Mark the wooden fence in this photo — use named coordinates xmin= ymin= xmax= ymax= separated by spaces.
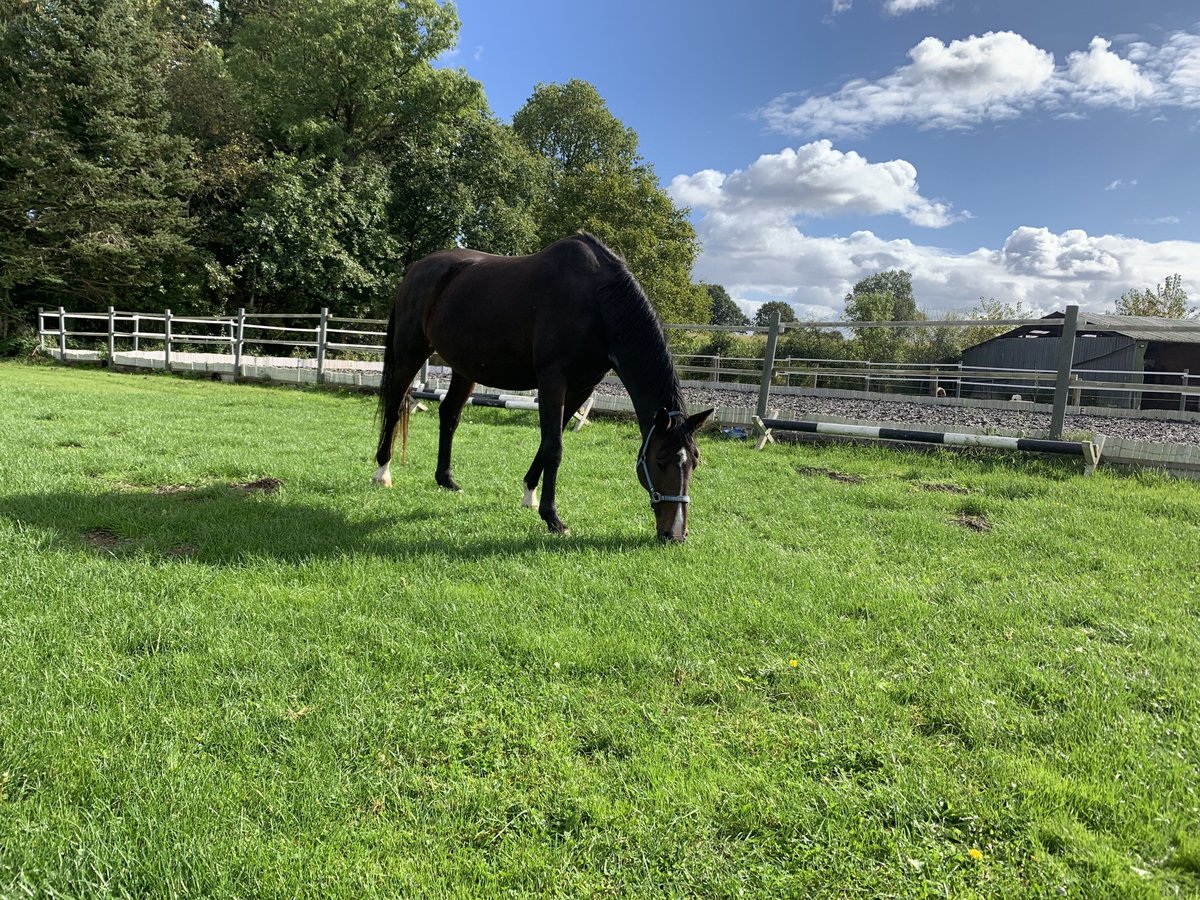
xmin=37 ymin=305 xmax=1200 ymax=440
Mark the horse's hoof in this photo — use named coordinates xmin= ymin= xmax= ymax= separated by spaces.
xmin=436 ymin=476 xmax=462 ymax=492
xmin=545 ymin=520 xmax=570 ymax=535
xmin=373 ymin=465 xmax=392 ymax=488
xmin=522 ymin=486 xmax=538 ymax=508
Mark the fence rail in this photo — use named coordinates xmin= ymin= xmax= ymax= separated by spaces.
xmin=38 ymin=305 xmax=1200 ymax=436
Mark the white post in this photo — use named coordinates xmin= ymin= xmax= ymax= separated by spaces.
xmin=234 ymin=308 xmax=245 ymax=378
xmin=37 ymin=307 xmax=44 ymax=350
xmin=163 ymin=309 xmax=173 ymax=371
xmin=317 ymin=307 xmax=328 ymax=383
xmin=58 ymin=306 xmax=67 ymax=358
xmin=107 ymin=306 xmax=116 ymax=363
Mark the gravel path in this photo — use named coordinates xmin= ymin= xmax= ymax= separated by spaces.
xmin=593 ymin=382 xmax=1200 ymax=447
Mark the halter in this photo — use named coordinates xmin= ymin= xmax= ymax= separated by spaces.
xmin=637 ymin=410 xmax=691 ymax=507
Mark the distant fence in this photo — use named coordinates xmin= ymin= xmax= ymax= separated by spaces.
xmin=37 ymin=304 xmax=1200 ymax=440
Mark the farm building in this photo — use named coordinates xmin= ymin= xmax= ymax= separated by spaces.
xmin=959 ymin=313 xmax=1200 ymax=410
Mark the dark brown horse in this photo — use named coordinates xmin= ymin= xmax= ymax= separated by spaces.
xmin=373 ymin=233 xmax=712 ymax=542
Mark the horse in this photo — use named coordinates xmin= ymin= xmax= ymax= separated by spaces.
xmin=372 ymin=233 xmax=713 ymax=542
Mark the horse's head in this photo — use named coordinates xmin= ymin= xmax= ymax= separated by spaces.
xmin=636 ymin=407 xmax=714 ymax=543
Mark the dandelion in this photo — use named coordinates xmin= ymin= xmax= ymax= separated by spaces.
xmin=968 ymin=848 xmax=984 ymax=862
xmin=789 ymin=659 xmax=799 ymax=668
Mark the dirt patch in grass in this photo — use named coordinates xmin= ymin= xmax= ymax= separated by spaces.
xmin=83 ymin=527 xmax=127 ymax=553
xmin=234 ymin=477 xmax=283 ymax=494
xmin=154 ymin=484 xmax=196 ymax=496
xmin=797 ymin=466 xmax=864 ymax=484
xmin=952 ymin=512 xmax=992 ymax=532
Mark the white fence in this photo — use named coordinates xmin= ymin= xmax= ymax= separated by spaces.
xmin=37 ymin=305 xmax=1200 ymax=438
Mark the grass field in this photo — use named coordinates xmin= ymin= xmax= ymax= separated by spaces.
xmin=1 ymin=361 xmax=1198 ymax=898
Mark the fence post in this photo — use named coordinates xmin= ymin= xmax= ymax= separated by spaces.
xmin=712 ymin=353 xmax=719 ymax=384
xmin=756 ymin=311 xmax=781 ymax=418
xmin=107 ymin=306 xmax=115 ymax=364
xmin=316 ymin=307 xmax=328 ymax=384
xmin=1049 ymin=304 xmax=1079 ymax=440
xmin=133 ymin=315 xmax=140 ymax=352
xmin=37 ymin=307 xmax=44 ymax=350
xmin=1182 ymin=370 xmax=1190 ymax=413
xmin=1069 ymin=373 xmax=1082 ymax=407
xmin=234 ymin=307 xmax=245 ymax=379
xmin=956 ymin=362 xmax=963 ymax=398
xmin=164 ymin=309 xmax=172 ymax=372
xmin=58 ymin=306 xmax=67 ymax=358
xmin=864 ymin=360 xmax=872 ymax=394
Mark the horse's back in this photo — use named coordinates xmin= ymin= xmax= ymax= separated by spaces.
xmin=416 ymin=237 xmax=611 ymax=389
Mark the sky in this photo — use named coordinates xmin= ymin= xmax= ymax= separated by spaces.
xmin=445 ymin=0 xmax=1200 ymax=320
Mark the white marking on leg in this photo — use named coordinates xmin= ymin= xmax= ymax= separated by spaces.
xmin=522 ymin=485 xmax=538 ymax=508
xmin=373 ymin=464 xmax=392 ymax=488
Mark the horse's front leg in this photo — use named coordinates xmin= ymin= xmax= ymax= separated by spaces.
xmin=531 ymin=384 xmax=570 ymax=534
xmin=522 ymin=386 xmax=593 ymax=513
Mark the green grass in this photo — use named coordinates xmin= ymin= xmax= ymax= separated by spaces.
xmin=1 ymin=361 xmax=1198 ymax=898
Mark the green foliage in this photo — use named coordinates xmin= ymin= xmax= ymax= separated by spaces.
xmin=0 ymin=0 xmax=198 ymax=321
xmin=1113 ymin=274 xmax=1197 ymax=319
xmin=753 ymin=300 xmax=798 ymax=328
xmin=234 ymin=155 xmax=399 ymax=316
xmin=4 ymin=363 xmax=1200 ymax=896
xmin=909 ymin=298 xmax=1033 ymax=363
xmin=0 ymin=4 xmax=708 ymax=327
xmin=704 ymin=283 xmax=750 ymax=327
xmin=844 ymin=270 xmax=926 ymax=362
xmin=513 ymin=80 xmax=706 ymax=323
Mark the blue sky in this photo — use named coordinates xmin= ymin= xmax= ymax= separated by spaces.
xmin=446 ymin=0 xmax=1200 ymax=318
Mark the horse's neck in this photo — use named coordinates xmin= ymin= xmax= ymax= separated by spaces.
xmin=609 ymin=328 xmax=685 ymax=431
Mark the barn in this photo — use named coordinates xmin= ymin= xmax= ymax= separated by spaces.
xmin=959 ymin=313 xmax=1200 ymax=410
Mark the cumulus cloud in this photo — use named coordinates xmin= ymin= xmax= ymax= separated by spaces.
xmin=1104 ymin=178 xmax=1137 ymax=191
xmin=1063 ymin=37 xmax=1154 ymax=104
xmin=688 ymin=209 xmax=1200 ymax=317
xmin=763 ymin=28 xmax=1200 ymax=136
xmin=763 ymin=31 xmax=1056 ymax=135
xmin=669 ymin=141 xmax=965 ymax=228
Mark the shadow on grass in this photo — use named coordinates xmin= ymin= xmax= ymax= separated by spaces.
xmin=0 ymin=487 xmax=651 ymax=566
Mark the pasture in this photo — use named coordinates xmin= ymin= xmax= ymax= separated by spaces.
xmin=1 ymin=361 xmax=1198 ymax=898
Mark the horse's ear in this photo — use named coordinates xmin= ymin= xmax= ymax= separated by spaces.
xmin=687 ymin=408 xmax=714 ymax=432
xmin=655 ymin=408 xmax=672 ymax=430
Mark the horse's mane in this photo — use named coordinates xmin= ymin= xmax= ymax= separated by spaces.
xmin=575 ymin=233 xmax=688 ymax=420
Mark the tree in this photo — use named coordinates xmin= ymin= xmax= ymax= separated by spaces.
xmin=0 ymin=0 xmax=198 ymax=324
xmin=1113 ymin=274 xmax=1197 ymax=319
xmin=908 ymin=298 xmax=1031 ymax=363
xmin=753 ymin=301 xmax=797 ymax=328
xmin=843 ymin=270 xmax=925 ymax=361
xmin=705 ymin=283 xmax=749 ymax=327
xmin=512 ymin=80 xmax=707 ymax=323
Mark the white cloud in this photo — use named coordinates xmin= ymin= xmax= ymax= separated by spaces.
xmin=763 ymin=32 xmax=1056 ymax=135
xmin=670 ymin=141 xmax=965 ymax=228
xmin=1104 ymin=178 xmax=1137 ymax=191
xmin=688 ymin=209 xmax=1200 ymax=317
xmin=764 ymin=28 xmax=1200 ymax=136
xmin=1063 ymin=37 xmax=1154 ymax=104
xmin=884 ymin=0 xmax=945 ymax=15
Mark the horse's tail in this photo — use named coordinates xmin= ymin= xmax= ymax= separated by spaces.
xmin=375 ymin=299 xmax=412 ymax=468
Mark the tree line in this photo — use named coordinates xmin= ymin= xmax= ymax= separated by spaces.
xmin=0 ymin=0 xmax=708 ymax=351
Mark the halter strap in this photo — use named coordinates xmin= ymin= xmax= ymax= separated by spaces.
xmin=637 ymin=410 xmax=690 ymax=506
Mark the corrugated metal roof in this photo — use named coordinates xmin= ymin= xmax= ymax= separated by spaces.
xmin=1071 ymin=313 xmax=1200 ymax=343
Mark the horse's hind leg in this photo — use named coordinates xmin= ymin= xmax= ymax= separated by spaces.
xmin=374 ymin=340 xmax=430 ymax=487
xmin=435 ymin=371 xmax=476 ymax=491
